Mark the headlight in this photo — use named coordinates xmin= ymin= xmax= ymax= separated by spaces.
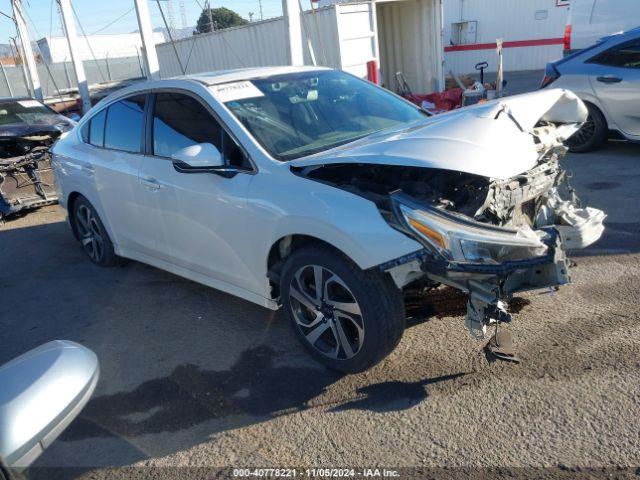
xmin=395 ymin=199 xmax=548 ymax=264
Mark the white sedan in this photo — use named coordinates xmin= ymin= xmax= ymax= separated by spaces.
xmin=52 ymin=67 xmax=605 ymax=372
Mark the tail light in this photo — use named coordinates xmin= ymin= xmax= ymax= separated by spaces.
xmin=540 ymin=64 xmax=560 ymax=89
xmin=563 ymin=24 xmax=572 ymax=51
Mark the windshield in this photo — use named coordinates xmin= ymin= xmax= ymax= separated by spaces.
xmin=220 ymin=70 xmax=424 ymax=161
xmin=0 ymin=99 xmax=60 ymax=126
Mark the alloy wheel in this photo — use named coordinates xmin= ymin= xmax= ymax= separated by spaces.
xmin=76 ymin=205 xmax=105 ymax=263
xmin=289 ymin=265 xmax=364 ymax=360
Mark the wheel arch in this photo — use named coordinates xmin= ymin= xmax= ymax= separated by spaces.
xmin=67 ymin=191 xmax=84 ymax=240
xmin=66 ymin=191 xmax=114 ymax=244
xmin=577 ymin=96 xmax=612 ymax=130
xmin=266 ymin=234 xmax=364 ymax=301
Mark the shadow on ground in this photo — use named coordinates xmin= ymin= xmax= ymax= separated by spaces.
xmin=61 ymin=344 xmax=469 ymax=443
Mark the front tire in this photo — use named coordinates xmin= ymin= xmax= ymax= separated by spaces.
xmin=72 ymin=196 xmax=117 ymax=267
xmin=566 ymin=103 xmax=607 ymax=153
xmin=280 ymin=245 xmax=405 ymax=373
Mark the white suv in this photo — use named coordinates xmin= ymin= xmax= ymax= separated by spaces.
xmin=52 ymin=67 xmax=605 ymax=372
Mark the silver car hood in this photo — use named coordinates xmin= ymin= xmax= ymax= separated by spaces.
xmin=289 ymin=89 xmax=587 ymax=181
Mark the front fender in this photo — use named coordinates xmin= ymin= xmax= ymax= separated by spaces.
xmin=245 ymin=169 xmax=423 ymax=297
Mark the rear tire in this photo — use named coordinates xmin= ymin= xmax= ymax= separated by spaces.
xmin=566 ymin=103 xmax=607 ymax=153
xmin=280 ymin=245 xmax=405 ymax=373
xmin=71 ymin=196 xmax=117 ymax=267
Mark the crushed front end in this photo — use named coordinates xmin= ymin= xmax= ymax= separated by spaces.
xmin=294 ymin=89 xmax=605 ymax=351
xmin=379 ymin=138 xmax=605 ymax=342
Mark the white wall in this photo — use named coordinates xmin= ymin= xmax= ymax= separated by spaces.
xmin=443 ymin=0 xmax=569 ymax=74
xmin=37 ymin=32 xmax=165 ymax=64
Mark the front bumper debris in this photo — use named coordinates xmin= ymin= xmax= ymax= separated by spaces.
xmin=0 ymin=154 xmax=58 ymax=221
xmin=381 ymin=198 xmax=605 ymax=341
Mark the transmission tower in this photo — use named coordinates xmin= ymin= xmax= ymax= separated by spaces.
xmin=166 ymin=0 xmax=175 ymax=31
xmin=179 ymin=0 xmax=187 ymax=28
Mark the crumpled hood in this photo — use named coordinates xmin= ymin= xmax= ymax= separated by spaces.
xmin=290 ymin=89 xmax=587 ymax=181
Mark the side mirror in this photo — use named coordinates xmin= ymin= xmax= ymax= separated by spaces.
xmin=0 ymin=341 xmax=99 ymax=469
xmin=171 ymin=143 xmax=224 ymax=172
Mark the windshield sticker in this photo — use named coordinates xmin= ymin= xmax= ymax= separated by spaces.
xmin=18 ymin=100 xmax=43 ymax=108
xmin=211 ymin=81 xmax=264 ymax=103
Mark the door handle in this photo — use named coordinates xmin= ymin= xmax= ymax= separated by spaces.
xmin=597 ymin=75 xmax=622 ymax=83
xmin=141 ymin=177 xmax=161 ymax=190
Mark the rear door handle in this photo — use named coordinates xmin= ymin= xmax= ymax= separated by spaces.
xmin=597 ymin=75 xmax=622 ymax=83
xmin=141 ymin=177 xmax=161 ymax=190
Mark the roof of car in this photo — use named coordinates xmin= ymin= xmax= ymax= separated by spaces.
xmin=600 ymin=26 xmax=640 ymax=44
xmin=181 ymin=66 xmax=331 ymax=86
xmin=0 ymin=97 xmax=36 ymax=103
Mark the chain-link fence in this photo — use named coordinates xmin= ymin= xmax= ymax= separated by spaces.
xmin=0 ymin=56 xmax=145 ymax=98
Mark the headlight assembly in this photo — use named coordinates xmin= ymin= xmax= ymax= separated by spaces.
xmin=393 ymin=195 xmax=548 ymax=265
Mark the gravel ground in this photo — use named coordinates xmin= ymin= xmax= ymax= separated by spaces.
xmin=1 ymin=142 xmax=639 ymax=479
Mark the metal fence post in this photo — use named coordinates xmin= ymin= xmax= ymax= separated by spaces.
xmin=136 ymin=47 xmax=144 ymax=77
xmin=105 ymin=54 xmax=112 ymax=82
xmin=0 ymin=60 xmax=13 ymax=97
xmin=63 ymin=57 xmax=72 ymax=89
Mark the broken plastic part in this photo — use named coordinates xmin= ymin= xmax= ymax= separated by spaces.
xmin=536 ymin=189 xmax=606 ymax=249
xmin=465 ymin=297 xmax=511 ymax=340
xmin=487 ymin=326 xmax=520 ymax=363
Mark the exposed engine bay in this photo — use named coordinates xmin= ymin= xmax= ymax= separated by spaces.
xmin=299 ymin=142 xmax=585 ymax=234
xmin=0 ymin=131 xmax=61 ymax=222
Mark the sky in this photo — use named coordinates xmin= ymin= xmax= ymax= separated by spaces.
xmin=0 ymin=0 xmax=285 ymax=43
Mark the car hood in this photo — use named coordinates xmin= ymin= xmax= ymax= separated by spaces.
xmin=289 ymin=89 xmax=587 ymax=181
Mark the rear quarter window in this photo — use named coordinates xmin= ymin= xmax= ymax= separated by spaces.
xmin=103 ymin=94 xmax=146 ymax=153
xmin=89 ymin=109 xmax=107 ymax=147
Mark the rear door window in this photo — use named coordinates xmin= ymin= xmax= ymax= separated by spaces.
xmin=591 ymin=41 xmax=640 ymax=68
xmin=104 ymin=94 xmax=146 ymax=153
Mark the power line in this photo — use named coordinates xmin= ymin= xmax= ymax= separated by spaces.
xmin=156 ymin=0 xmax=186 ymax=74
xmin=69 ymin=1 xmax=107 ymax=82
xmin=90 ymin=7 xmax=135 ymax=35
xmin=20 ymin=2 xmax=70 ymax=111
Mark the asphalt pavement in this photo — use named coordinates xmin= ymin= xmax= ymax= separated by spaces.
xmin=0 ymin=141 xmax=639 ymax=478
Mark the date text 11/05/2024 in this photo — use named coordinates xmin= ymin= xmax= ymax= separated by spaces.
xmin=233 ymin=468 xmax=400 ymax=477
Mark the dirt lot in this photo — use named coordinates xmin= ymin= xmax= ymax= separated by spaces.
xmin=1 ymin=141 xmax=639 ymax=478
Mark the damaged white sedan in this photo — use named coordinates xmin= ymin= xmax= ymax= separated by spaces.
xmin=51 ymin=67 xmax=605 ymax=372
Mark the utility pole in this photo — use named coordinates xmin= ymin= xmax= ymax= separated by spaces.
xmin=207 ymin=0 xmax=214 ymax=32
xmin=134 ymin=0 xmax=160 ymax=80
xmin=11 ymin=0 xmax=42 ymax=100
xmin=58 ymin=0 xmax=91 ymax=114
xmin=258 ymin=0 xmax=264 ymax=20
xmin=248 ymin=12 xmax=254 ymax=22
xmin=282 ymin=0 xmax=304 ymax=66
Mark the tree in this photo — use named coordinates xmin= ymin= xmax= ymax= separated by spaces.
xmin=195 ymin=7 xmax=248 ymax=34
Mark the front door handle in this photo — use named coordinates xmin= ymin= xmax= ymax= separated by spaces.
xmin=141 ymin=177 xmax=161 ymax=190
xmin=597 ymin=75 xmax=622 ymax=83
